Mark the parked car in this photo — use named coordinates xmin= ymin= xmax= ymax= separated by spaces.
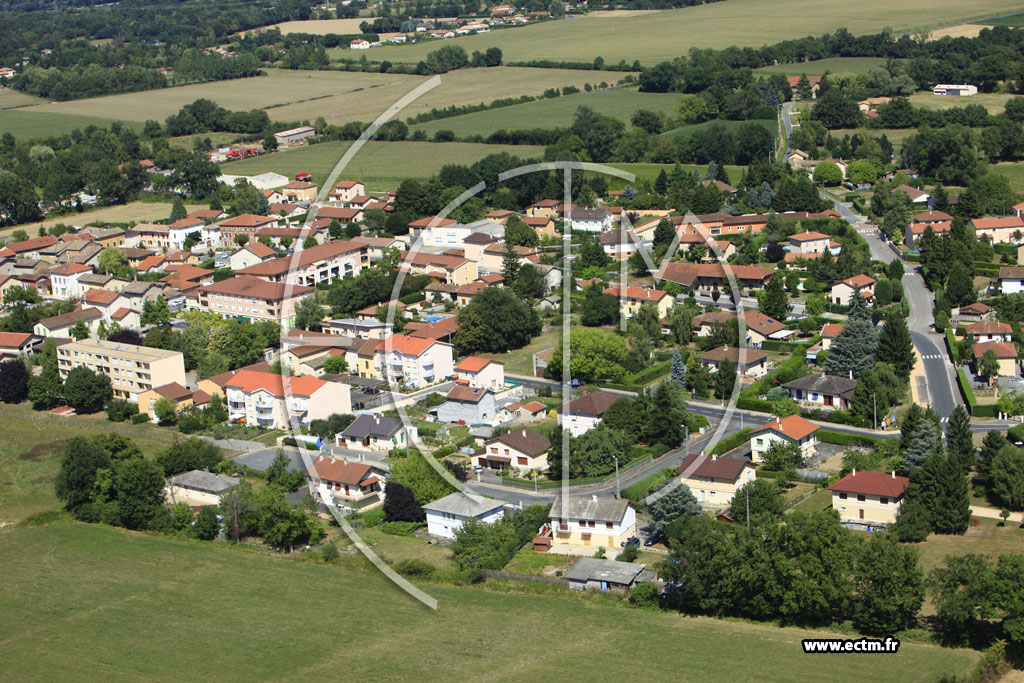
xmin=625 ymin=536 xmax=640 ymax=547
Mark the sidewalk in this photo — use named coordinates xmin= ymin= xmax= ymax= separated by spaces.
xmin=970 ymin=505 xmax=1023 ymax=524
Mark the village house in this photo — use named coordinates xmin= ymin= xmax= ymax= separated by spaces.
xmin=49 ymin=262 xmax=92 ymax=299
xmin=677 ymin=453 xmax=756 ymax=507
xmin=420 ymin=218 xmax=503 ymax=250
xmin=424 ymin=492 xmax=505 ymax=540
xmin=33 ymin=307 xmax=103 ymax=338
xmin=434 ymin=385 xmax=496 ymax=424
xmin=0 ymin=331 xmax=43 ymax=359
xmin=557 ymin=390 xmax=620 ymax=437
xmin=526 ymin=199 xmax=561 ymax=218
xmin=602 ymin=286 xmax=673 ymax=320
xmin=138 ymin=382 xmax=206 ymax=422
xmin=548 ymin=495 xmax=637 ymax=550
xmin=1000 ymin=266 xmax=1024 ymax=294
xmin=973 ymin=341 xmax=1018 ymax=378
xmin=317 ymin=206 xmax=363 ymax=224
xmin=197 ymin=276 xmax=312 ymax=328
xmin=164 ymin=470 xmax=237 ymax=507
xmin=830 ymin=274 xmax=876 ymax=306
xmin=965 ymin=321 xmax=1013 ymax=344
xmin=953 ymin=302 xmax=997 ymax=323
xmin=750 ymin=415 xmax=820 ymax=463
xmin=524 ymin=216 xmax=557 ymax=239
xmin=281 ymin=180 xmax=317 ymax=203
xmin=891 ymin=184 xmax=932 ymax=207
xmin=699 ymin=346 xmax=769 ymax=378
xmin=222 ymin=370 xmax=351 ymax=429
xmin=658 ymin=262 xmax=774 ymax=293
xmin=218 ymin=214 xmax=278 ymax=246
xmin=971 ymin=216 xmax=1024 ymax=245
xmin=306 ymin=455 xmax=387 ymax=510
xmin=229 ymin=241 xmax=278 ymax=270
xmin=399 ymin=252 xmax=477 ymax=285
xmin=782 ymin=373 xmax=857 ymax=410
xmin=788 ymin=231 xmax=831 ymax=255
xmin=477 ymin=428 xmax=550 ymax=472
xmin=828 ymin=469 xmax=910 ymax=528
xmin=327 ymin=180 xmax=365 ymax=204
xmin=455 ymin=356 xmax=504 ymax=391
xmin=568 ymin=207 xmax=613 ymax=232
xmin=598 ymin=229 xmax=641 ymax=260
xmin=81 ymin=288 xmax=131 ymax=322
xmin=564 ymin=557 xmax=654 ymax=592
xmin=820 ymin=323 xmax=844 ymax=350
xmin=338 ymin=414 xmax=418 ymax=452
xmin=323 ymin=317 xmax=389 ymax=340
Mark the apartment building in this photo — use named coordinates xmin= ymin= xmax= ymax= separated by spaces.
xmin=236 ymin=240 xmax=367 ymax=286
xmin=56 ymin=338 xmax=186 ymax=402
xmin=372 ymin=335 xmax=454 ymax=389
xmin=222 ymin=369 xmax=351 ymax=429
xmin=197 ymin=276 xmax=312 ymax=328
xmin=218 ymin=214 xmax=278 ymax=246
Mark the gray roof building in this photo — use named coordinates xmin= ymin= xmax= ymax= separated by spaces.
xmin=423 ymin=491 xmax=504 ymax=517
xmin=168 ymin=470 xmax=239 ymax=494
xmin=781 ymin=373 xmax=857 ymax=398
xmin=342 ymin=413 xmax=404 ymax=440
xmin=549 ymin=495 xmax=631 ymax=524
xmin=564 ymin=557 xmax=649 ymax=588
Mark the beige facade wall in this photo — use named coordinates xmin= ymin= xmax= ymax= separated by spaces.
xmin=56 ymin=339 xmax=186 ymax=402
xmin=831 ymin=491 xmax=901 ymax=526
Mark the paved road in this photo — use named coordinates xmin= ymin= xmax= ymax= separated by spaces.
xmin=781 ymin=101 xmax=796 ymax=153
xmin=819 ymin=193 xmax=961 ymax=418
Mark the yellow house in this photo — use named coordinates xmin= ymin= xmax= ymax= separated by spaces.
xmin=972 ymin=341 xmax=1018 ymax=378
xmin=677 ymin=453 xmax=755 ymax=508
xmin=828 ymin=470 xmax=910 ymax=528
xmin=548 ymin=495 xmax=637 ymax=550
xmin=602 ymin=286 xmax=672 ymax=320
xmin=137 ymin=382 xmax=197 ymax=421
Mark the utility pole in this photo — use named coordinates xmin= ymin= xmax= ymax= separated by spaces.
xmin=746 ymin=487 xmax=750 ymax=527
xmin=873 ymin=393 xmax=877 ymax=431
xmin=613 ymin=454 xmax=620 ymax=499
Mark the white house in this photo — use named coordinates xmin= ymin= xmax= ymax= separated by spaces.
xmin=964 ymin=321 xmax=1013 ymax=344
xmin=454 ymin=356 xmax=504 ymax=391
xmin=423 ymin=492 xmax=505 ymax=539
xmin=782 ymin=373 xmax=857 ymax=410
xmin=305 ymin=455 xmax=388 ymax=510
xmin=568 ymin=207 xmax=613 ymax=232
xmin=557 ymin=391 xmax=620 ymax=437
xmin=749 ymin=415 xmax=820 ymax=463
xmin=548 ymin=494 xmax=637 ymax=550
xmin=830 ymin=274 xmax=876 ymax=306
xmin=1000 ymin=267 xmax=1024 ymax=294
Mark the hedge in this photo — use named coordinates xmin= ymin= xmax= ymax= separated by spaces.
xmin=738 ymin=396 xmax=774 ymax=413
xmin=381 ymin=521 xmax=423 ymax=536
xmin=131 ymin=413 xmax=150 ymax=424
xmin=956 ymin=368 xmax=998 ymax=417
xmin=945 ymin=328 xmax=960 ymax=363
xmin=903 ymin=253 xmax=921 ymax=263
xmin=624 ymin=359 xmax=672 ymax=386
xmin=760 ymin=339 xmax=807 ymax=353
xmin=817 ymin=429 xmax=880 ymax=448
xmin=398 ymin=290 xmax=426 ymax=305
xmin=709 ymin=428 xmax=752 ymax=456
xmin=1008 ymin=425 xmax=1024 ymax=444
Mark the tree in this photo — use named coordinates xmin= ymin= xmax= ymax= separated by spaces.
xmin=141 ymin=296 xmax=170 ymax=327
xmin=761 ymin=440 xmax=803 ymax=472
xmin=945 ymin=262 xmax=975 ymax=307
xmin=513 ymin=264 xmax=546 ymax=301
xmin=978 ymin=349 xmax=1001 ymax=382
xmin=713 ymin=358 xmax=736 ymax=400
xmin=545 ymin=328 xmax=628 ymax=383
xmin=628 ymin=250 xmax=649 ymax=277
xmin=903 ymin=415 xmax=942 ymax=472
xmin=759 ymin=273 xmax=788 ymax=321
xmin=580 ymin=285 xmax=619 ymax=326
xmin=805 ymin=293 xmax=826 ymax=316
xmin=876 ymin=310 xmax=914 ymax=379
xmin=193 ymin=506 xmax=220 ymax=540
xmin=156 ymin=438 xmax=223 ymax=476
xmin=852 ymin=534 xmax=924 ymax=635
xmin=927 ymin=554 xmax=995 ymax=644
xmin=671 ymin=349 xmax=686 ymax=387
xmin=28 ymin=363 xmax=62 ymax=410
xmin=153 ymin=396 xmax=179 ymax=423
xmin=728 ymin=478 xmax=785 ymax=525
xmin=54 ymin=436 xmax=111 ymax=514
xmin=70 ymin=319 xmax=90 ymax=341
xmin=813 ymin=161 xmax=843 ymax=186
xmin=234 ymin=234 xmax=250 ymax=247
xmin=453 ymin=287 xmax=541 ymax=355
xmin=646 ymin=480 xmax=701 ymax=533
xmin=578 ymin=238 xmax=610 ymax=269
xmin=170 ymin=197 xmax=188 ymax=221
xmin=889 ymin=484 xmax=932 ymax=542
xmin=389 ymin=451 xmax=455 ymax=505
xmin=916 ymin=453 xmax=971 ymax=534
xmin=63 ymin=366 xmax=112 ymax=413
xmin=978 ymin=430 xmax=1006 ymax=481
xmin=382 ymin=481 xmax=424 ymax=522
xmin=322 ymin=355 xmax=348 ymax=374
xmin=250 ymin=485 xmax=323 ymax=551
xmin=988 ymin=445 xmax=1024 ymax=511
xmin=115 ymin=457 xmax=166 ymax=530
xmin=108 ymin=329 xmax=143 ymax=346
xmin=219 ymin=480 xmax=255 ymax=542
xmin=503 ymin=215 xmax=537 ymax=247
xmin=293 ymin=296 xmax=324 ymax=331
xmin=824 ymin=293 xmax=877 ymax=377
xmin=98 ymin=246 xmax=127 ymax=276
xmin=0 ymin=358 xmax=29 ymax=403
xmin=945 ymin=405 xmax=974 ymax=474
xmin=810 ymin=90 xmax=862 ymax=129
xmin=501 ymin=241 xmax=521 ymax=282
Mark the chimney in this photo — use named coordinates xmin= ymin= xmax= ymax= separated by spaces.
xmin=591 ymin=494 xmax=598 ymax=503
xmin=891 ymin=470 xmax=895 ymax=479
xmin=852 ymin=467 xmax=856 ymax=476
xmin=521 ymin=430 xmax=526 ymax=437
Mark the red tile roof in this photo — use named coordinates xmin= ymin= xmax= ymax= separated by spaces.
xmin=678 ymin=453 xmax=750 ymax=481
xmin=828 ymin=471 xmax=909 ymax=498
xmin=456 ymin=356 xmax=498 ymax=372
xmin=973 ymin=341 xmax=1017 ymax=359
xmin=965 ymin=321 xmax=1012 ymax=336
xmin=376 ymin=335 xmax=437 ymax=356
xmin=200 ymin=276 xmax=311 ymax=301
xmin=751 ymin=415 xmax=819 ymax=441
xmin=307 ymin=456 xmax=375 ymax=486
xmin=223 ymin=369 xmax=328 ymax=397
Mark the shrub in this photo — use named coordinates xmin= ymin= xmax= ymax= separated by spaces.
xmin=709 ymin=428 xmax=752 ymax=456
xmin=817 ymin=429 xmax=880 ymax=448
xmin=629 ymin=581 xmax=661 ymax=608
xmin=320 ymin=543 xmax=340 ymax=563
xmin=616 ymin=544 xmax=639 ymax=562
xmin=131 ymin=412 xmax=150 ymax=424
xmin=381 ymin=520 xmax=422 ymax=535
xmin=362 ymin=508 xmax=385 ymax=527
xmin=106 ymin=399 xmax=138 ymax=422
xmin=395 ymin=558 xmax=436 ymax=577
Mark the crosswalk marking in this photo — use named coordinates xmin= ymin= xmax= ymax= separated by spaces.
xmin=941 ymin=417 xmax=949 ymax=424
xmin=919 ymin=354 xmax=943 ymax=360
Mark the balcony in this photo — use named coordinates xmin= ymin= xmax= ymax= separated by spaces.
xmin=422 ymin=357 xmax=434 ymax=368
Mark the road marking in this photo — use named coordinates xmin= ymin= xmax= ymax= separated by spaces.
xmin=941 ymin=417 xmax=949 ymax=424
xmin=919 ymin=354 xmax=943 ymax=360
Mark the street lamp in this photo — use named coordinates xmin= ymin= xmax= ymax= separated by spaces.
xmin=612 ymin=454 xmax=621 ymax=499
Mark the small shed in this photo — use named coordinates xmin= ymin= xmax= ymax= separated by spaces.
xmin=564 ymin=557 xmax=654 ymax=593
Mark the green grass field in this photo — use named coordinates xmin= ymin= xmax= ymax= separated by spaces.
xmin=410 ymin=87 xmax=680 ymax=136
xmin=990 ymin=161 xmax=1024 ymax=191
xmin=980 ymin=11 xmax=1024 ymax=26
xmin=0 ymin=405 xmax=181 ymax=524
xmin=906 ymin=91 xmax=1012 ymax=114
xmin=219 ymin=140 xmax=547 ymax=191
xmin=600 ymin=162 xmax=746 ymax=190
xmin=0 ymin=522 xmax=981 ymax=680
xmin=660 ymin=118 xmax=775 ymax=139
xmin=361 ymin=0 xmax=1023 ymax=66
xmin=754 ymin=57 xmax=889 ymax=77
xmin=1 ymin=199 xmax=206 ymax=235
xmin=0 ymin=109 xmax=144 ymax=141
xmin=0 ymin=88 xmax=45 ymax=109
xmin=830 ymin=127 xmax=917 ymax=148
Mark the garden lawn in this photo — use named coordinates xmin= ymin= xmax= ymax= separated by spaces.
xmin=991 ymin=161 xmax=1024 ymax=192
xmin=0 ymin=522 xmax=981 ymax=681
xmin=906 ymin=92 xmax=1013 ymax=115
xmin=478 ymin=326 xmax=561 ymax=377
xmin=0 ymin=109 xmax=144 ymax=142
xmin=1 ymin=199 xmax=206 ymax=236
xmin=754 ymin=57 xmax=890 ymax=77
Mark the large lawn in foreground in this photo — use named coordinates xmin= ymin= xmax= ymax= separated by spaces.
xmin=0 ymin=522 xmax=980 ymax=681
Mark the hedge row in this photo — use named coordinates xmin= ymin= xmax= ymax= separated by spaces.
xmin=817 ymin=429 xmax=881 ymax=448
xmin=709 ymin=428 xmax=752 ymax=456
xmin=737 ymin=396 xmax=774 ymax=412
xmin=760 ymin=339 xmax=807 ymax=353
xmin=624 ymin=359 xmax=672 ymax=386
xmin=398 ymin=290 xmax=426 ymax=305
xmin=956 ymin=368 xmax=999 ymax=418
xmin=945 ymin=328 xmax=960 ymax=363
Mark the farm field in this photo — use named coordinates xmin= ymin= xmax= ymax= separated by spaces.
xmin=13 ymin=67 xmax=600 ymax=135
xmin=0 ymin=522 xmax=981 ymax=681
xmin=754 ymin=57 xmax=889 ymax=77
xmin=218 ymin=140 xmax=547 ymax=190
xmin=1 ymin=200 xmax=205 ymax=235
xmin=830 ymin=127 xmax=917 ymax=148
xmin=0 ymin=89 xmax=45 ymax=109
xmin=600 ymin=162 xmax=746 ymax=190
xmin=410 ymin=88 xmax=680 ymax=136
xmin=0 ymin=109 xmax=143 ymax=142
xmin=906 ymin=91 xmax=1012 ymax=114
xmin=251 ymin=18 xmax=374 ymax=34
xmin=360 ymin=0 xmax=1024 ymax=66
xmin=0 ymin=404 xmax=180 ymax=524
